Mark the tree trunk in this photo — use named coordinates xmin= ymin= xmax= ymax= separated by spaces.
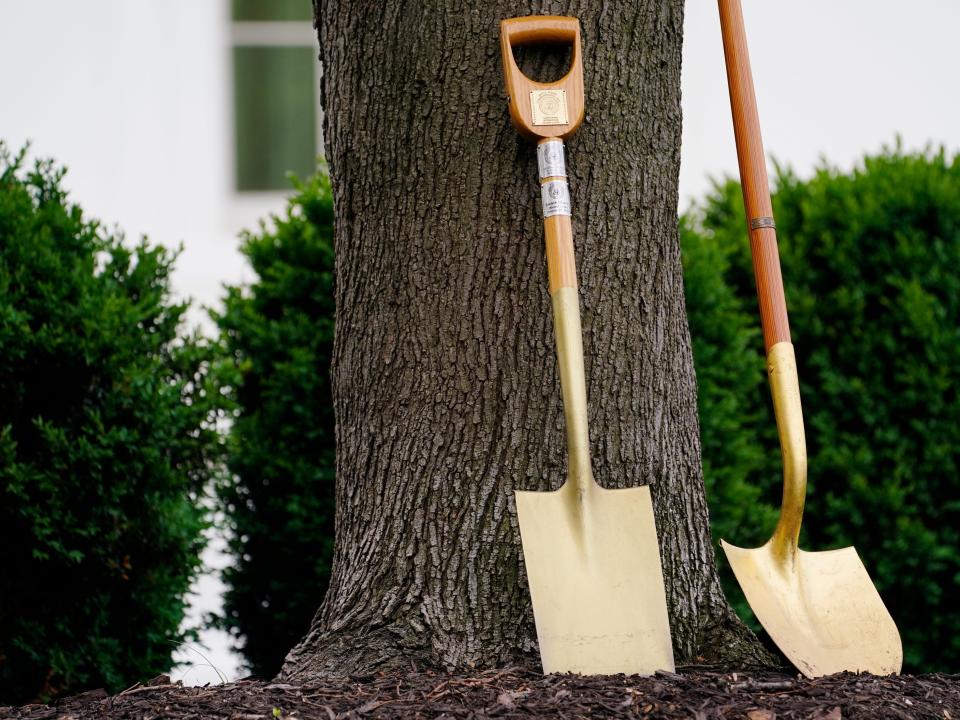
xmin=282 ymin=0 xmax=775 ymax=679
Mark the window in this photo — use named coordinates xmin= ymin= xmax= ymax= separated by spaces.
xmin=232 ymin=0 xmax=321 ymax=191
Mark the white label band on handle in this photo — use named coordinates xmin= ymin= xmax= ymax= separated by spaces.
xmin=541 ymin=179 xmax=571 ymax=217
xmin=537 ymin=140 xmax=566 ymax=180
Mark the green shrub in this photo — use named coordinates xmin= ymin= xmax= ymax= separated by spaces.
xmin=0 ymin=145 xmax=223 ymax=703
xmin=683 ymin=145 xmax=960 ymax=671
xmin=214 ymin=170 xmax=336 ymax=678
xmin=680 ymin=212 xmax=779 ymax=623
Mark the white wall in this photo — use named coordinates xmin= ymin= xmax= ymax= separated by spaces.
xmin=0 ymin=0 xmax=292 ymax=327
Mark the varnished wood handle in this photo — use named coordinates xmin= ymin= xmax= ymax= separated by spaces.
xmin=718 ymin=0 xmax=791 ymax=350
xmin=535 ymin=139 xmax=578 ymax=293
xmin=499 ymin=16 xmax=585 ymax=141
xmin=501 ymin=15 xmax=578 ymax=46
xmin=544 ymin=214 xmax=577 ymax=293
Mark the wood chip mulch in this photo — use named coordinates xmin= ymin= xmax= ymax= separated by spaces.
xmin=2 ymin=666 xmax=959 ymax=719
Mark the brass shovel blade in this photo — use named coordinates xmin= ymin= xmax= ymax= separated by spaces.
xmin=722 ymin=540 xmax=902 ymax=677
xmin=516 ymin=481 xmax=675 ymax=675
xmin=721 ymin=343 xmax=902 ymax=677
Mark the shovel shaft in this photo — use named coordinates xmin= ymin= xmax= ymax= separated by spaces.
xmin=538 ymin=139 xmax=593 ymax=485
xmin=719 ymin=0 xmax=806 ymax=556
xmin=499 ymin=18 xmax=593 ymax=490
xmin=544 ymin=215 xmax=577 ymax=294
xmin=718 ymin=0 xmax=790 ymax=352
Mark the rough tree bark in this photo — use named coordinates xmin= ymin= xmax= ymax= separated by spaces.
xmin=282 ymin=0 xmax=775 ymax=679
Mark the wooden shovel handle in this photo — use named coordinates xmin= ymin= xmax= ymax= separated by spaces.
xmin=718 ymin=0 xmax=791 ymax=351
xmin=500 ymin=16 xmax=585 ymax=141
xmin=501 ymin=15 xmax=578 ymax=46
xmin=545 ymin=215 xmax=577 ymax=293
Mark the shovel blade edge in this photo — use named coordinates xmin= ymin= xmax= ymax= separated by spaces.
xmin=722 ymin=540 xmax=902 ymax=677
xmin=516 ymin=484 xmax=675 ymax=675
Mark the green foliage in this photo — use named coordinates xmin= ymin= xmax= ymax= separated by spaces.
xmin=214 ymin=170 xmax=336 ymax=678
xmin=680 ymin=213 xmax=779 ymax=624
xmin=683 ymin=145 xmax=960 ymax=671
xmin=0 ymin=145 xmax=222 ymax=703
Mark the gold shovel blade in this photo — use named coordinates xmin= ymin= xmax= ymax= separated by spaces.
xmin=722 ymin=540 xmax=902 ymax=677
xmin=516 ymin=482 xmax=675 ymax=675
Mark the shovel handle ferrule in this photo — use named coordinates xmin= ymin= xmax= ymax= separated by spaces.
xmin=718 ymin=0 xmax=791 ymax=352
xmin=551 ymin=287 xmax=593 ymax=486
xmin=766 ymin=342 xmax=807 ymax=560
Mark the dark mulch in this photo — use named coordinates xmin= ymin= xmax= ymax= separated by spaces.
xmin=2 ymin=666 xmax=959 ymax=719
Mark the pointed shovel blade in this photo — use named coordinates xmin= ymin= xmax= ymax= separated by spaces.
xmin=516 ymin=482 xmax=675 ymax=675
xmin=722 ymin=540 xmax=902 ymax=677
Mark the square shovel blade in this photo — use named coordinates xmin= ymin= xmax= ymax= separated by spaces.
xmin=722 ymin=540 xmax=902 ymax=677
xmin=516 ymin=482 xmax=675 ymax=675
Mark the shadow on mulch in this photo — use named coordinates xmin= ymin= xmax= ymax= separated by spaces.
xmin=1 ymin=666 xmax=958 ymax=719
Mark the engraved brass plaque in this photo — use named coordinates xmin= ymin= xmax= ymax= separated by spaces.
xmin=530 ymin=89 xmax=568 ymax=126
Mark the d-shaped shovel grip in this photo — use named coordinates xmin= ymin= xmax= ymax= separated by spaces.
xmin=500 ymin=16 xmax=585 ymax=140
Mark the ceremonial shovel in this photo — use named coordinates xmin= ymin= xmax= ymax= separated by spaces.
xmin=716 ymin=0 xmax=902 ymax=677
xmin=500 ymin=15 xmax=674 ymax=676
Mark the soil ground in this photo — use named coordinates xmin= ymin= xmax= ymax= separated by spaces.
xmin=1 ymin=666 xmax=958 ymax=719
